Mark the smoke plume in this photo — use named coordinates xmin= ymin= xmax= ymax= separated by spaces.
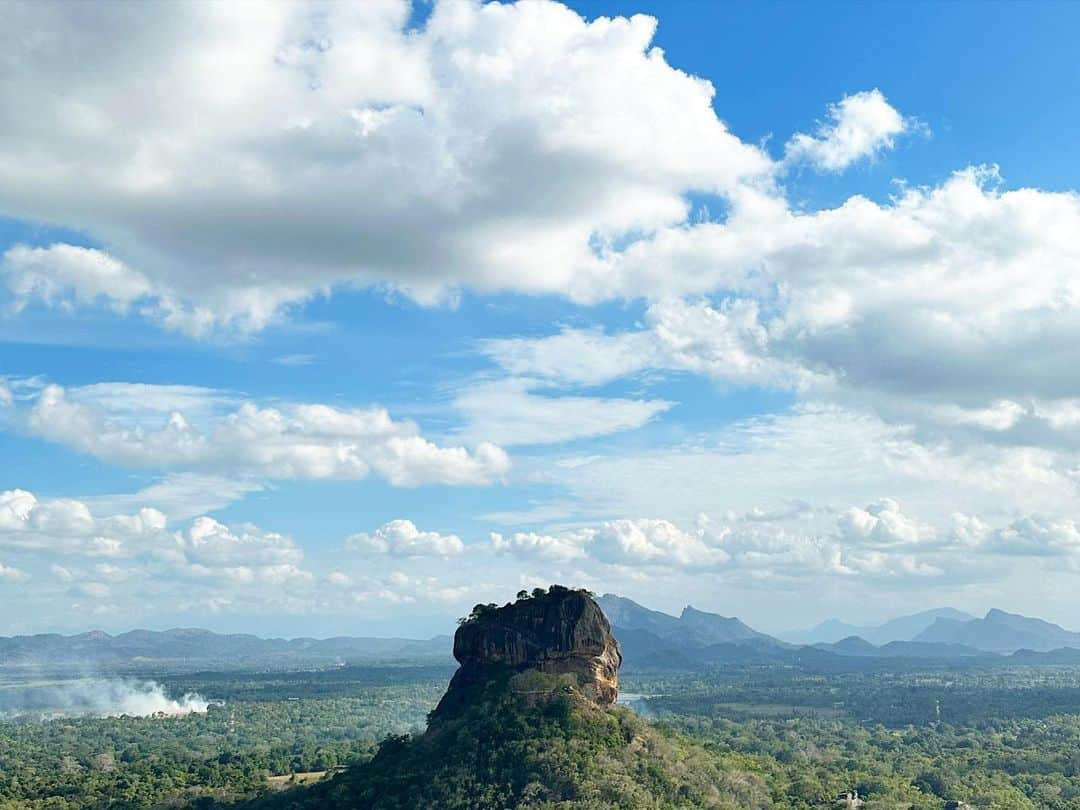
xmin=0 ymin=678 xmax=214 ymax=718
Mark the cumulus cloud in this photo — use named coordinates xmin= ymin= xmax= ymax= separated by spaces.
xmin=591 ymin=518 xmax=729 ymax=567
xmin=836 ymin=499 xmax=930 ymax=548
xmin=490 ymin=518 xmax=728 ymax=569
xmin=346 ymin=519 xmax=464 ymax=558
xmin=173 ymin=517 xmax=302 ymax=568
xmin=975 ymin=515 xmax=1080 ymax=559
xmin=0 ymin=484 xmax=505 ymax=624
xmin=785 ymin=88 xmax=914 ymax=171
xmin=483 ymin=167 xmax=1080 ymax=458
xmin=0 ymin=488 xmax=311 ymax=591
xmin=0 ymin=489 xmax=107 ymax=550
xmin=0 ymin=0 xmax=771 ymax=333
xmin=1 ymin=244 xmax=153 ymax=314
xmin=487 ymin=506 xmax=949 ymax=582
xmin=14 ymin=381 xmax=508 ymax=486
xmin=521 ymin=400 xmax=1080 ymax=571
xmin=491 ymin=530 xmax=589 ymax=562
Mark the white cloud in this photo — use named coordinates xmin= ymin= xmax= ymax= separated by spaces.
xmin=482 ymin=296 xmax=817 ymax=391
xmin=491 ymin=517 xmax=728 ymax=569
xmin=591 ymin=518 xmax=729 ymax=568
xmin=453 ymin=377 xmax=672 ymax=446
xmin=836 ymin=499 xmax=930 ymax=548
xmin=0 ymin=489 xmax=36 ymax=530
xmin=173 ymin=517 xmax=302 ymax=568
xmin=0 ymin=0 xmax=771 ymax=333
xmin=0 ymin=489 xmax=102 ymax=546
xmin=84 ymin=474 xmax=265 ymax=521
xmin=0 ymin=488 xmax=309 ymax=588
xmin=2 ymin=244 xmax=153 ymax=314
xmin=274 ymin=353 xmax=316 ymax=367
xmin=486 ymin=506 xmax=949 ymax=583
xmin=326 ymin=571 xmax=352 ymax=587
xmin=481 ymin=328 xmax=654 ymax=388
xmin=983 ymin=515 xmax=1080 ymax=559
xmin=528 ymin=403 xmax=1080 ymax=544
xmin=484 ymin=167 xmax=1080 ymax=459
xmin=718 ymin=529 xmax=943 ymax=582
xmin=15 ymin=382 xmax=509 ymax=486
xmin=932 ymin=400 xmax=1027 ymax=432
xmin=785 ymin=88 xmax=913 ymax=171
xmin=349 ymin=572 xmax=476 ymax=607
xmin=0 ymin=490 xmax=515 ymax=626
xmin=346 ymin=519 xmax=464 ymax=558
xmin=0 ymin=562 xmax=27 ymax=582
xmin=491 ymin=530 xmax=588 ymax=562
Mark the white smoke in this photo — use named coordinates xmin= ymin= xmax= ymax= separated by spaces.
xmin=0 ymin=678 xmax=215 ymax=718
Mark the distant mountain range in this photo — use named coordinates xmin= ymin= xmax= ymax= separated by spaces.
xmin=0 ymin=628 xmax=453 ymax=671
xmin=783 ymin=607 xmax=976 ymax=646
xmin=783 ymin=606 xmax=1080 ymax=655
xmin=597 ymin=595 xmax=774 ymax=647
xmin=596 ymin=594 xmax=817 ymax=670
xmin=597 ymin=595 xmax=1080 ymax=670
xmin=4 ymin=599 xmax=1079 ymax=674
xmin=913 ymin=608 xmax=1080 ymax=653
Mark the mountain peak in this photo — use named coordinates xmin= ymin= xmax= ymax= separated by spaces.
xmin=681 ymin=604 xmax=729 ymax=620
xmin=917 ymin=608 xmax=1080 ymax=653
xmin=73 ymin=630 xmax=112 ymax=641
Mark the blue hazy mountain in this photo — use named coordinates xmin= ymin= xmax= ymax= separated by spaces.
xmin=597 ymin=594 xmax=780 ymax=648
xmin=914 ymin=609 xmax=1080 ymax=653
xmin=784 ymin=607 xmax=976 ymax=645
xmin=0 ymin=628 xmax=453 ymax=670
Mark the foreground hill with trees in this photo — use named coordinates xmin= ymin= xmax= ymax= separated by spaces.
xmin=243 ymin=586 xmax=768 ymax=809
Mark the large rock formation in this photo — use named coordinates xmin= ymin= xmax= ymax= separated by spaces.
xmin=435 ymin=586 xmax=621 ymax=713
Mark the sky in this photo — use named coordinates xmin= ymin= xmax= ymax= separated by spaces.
xmin=2 ymin=0 xmax=1080 ymax=638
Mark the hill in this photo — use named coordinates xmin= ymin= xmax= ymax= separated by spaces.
xmin=235 ymin=586 xmax=770 ymax=809
xmin=597 ymin=595 xmax=775 ymax=647
xmin=596 ymin=594 xmax=788 ymax=670
xmin=914 ymin=609 xmax=1080 ymax=653
xmin=0 ymin=628 xmax=452 ymax=671
xmin=814 ymin=637 xmax=992 ymax=659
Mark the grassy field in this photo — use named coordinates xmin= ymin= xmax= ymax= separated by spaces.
xmin=266 ymin=771 xmax=334 ymax=788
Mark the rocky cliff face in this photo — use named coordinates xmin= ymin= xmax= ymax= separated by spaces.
xmin=435 ymin=586 xmax=621 ymax=713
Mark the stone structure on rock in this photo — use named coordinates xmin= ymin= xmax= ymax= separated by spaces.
xmin=435 ymin=586 xmax=622 ymax=713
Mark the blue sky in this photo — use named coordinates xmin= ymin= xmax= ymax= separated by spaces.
xmin=2 ymin=0 xmax=1080 ymax=637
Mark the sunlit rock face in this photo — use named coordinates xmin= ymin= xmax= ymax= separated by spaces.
xmin=437 ymin=586 xmax=622 ymax=713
